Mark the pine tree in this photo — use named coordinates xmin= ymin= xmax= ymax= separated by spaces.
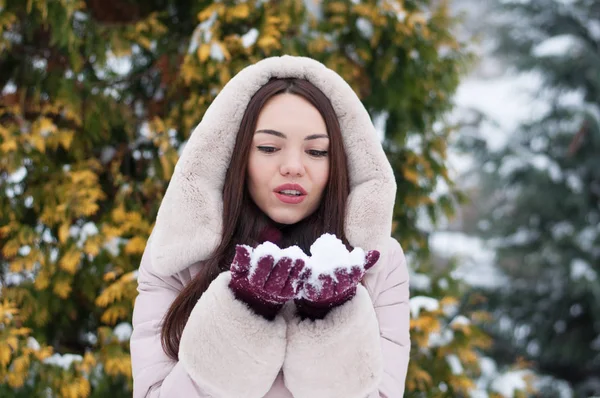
xmin=0 ymin=0 xmax=496 ymax=395
xmin=464 ymin=0 xmax=600 ymax=395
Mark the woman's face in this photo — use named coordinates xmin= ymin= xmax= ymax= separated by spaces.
xmin=247 ymin=93 xmax=330 ymax=225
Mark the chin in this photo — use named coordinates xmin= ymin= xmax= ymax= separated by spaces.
xmin=267 ymin=211 xmax=305 ymax=226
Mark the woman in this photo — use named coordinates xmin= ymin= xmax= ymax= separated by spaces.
xmin=130 ymin=55 xmax=410 ymax=398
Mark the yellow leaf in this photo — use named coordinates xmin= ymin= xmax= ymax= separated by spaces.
xmin=122 ymin=270 xmax=139 ymax=282
xmin=12 ymin=355 xmax=29 ymax=373
xmin=7 ymin=370 xmax=26 ymax=388
xmin=11 ymin=327 xmax=32 ymax=336
xmin=59 ymin=223 xmax=70 ymax=244
xmin=34 ymin=271 xmax=50 ymax=290
xmin=229 ymin=3 xmax=250 ymax=19
xmin=78 ymin=377 xmax=91 ymax=397
xmin=79 ymin=352 xmax=97 ymax=374
xmin=70 ymin=169 xmax=98 ymax=184
xmin=9 ymin=258 xmax=25 ymax=273
xmin=101 ymin=306 xmax=128 ymax=325
xmin=402 ymin=168 xmax=419 ymax=184
xmin=0 ymin=138 xmax=18 ymax=152
xmin=31 ymin=134 xmax=46 ymax=153
xmin=197 ymin=43 xmax=211 ymax=62
xmin=159 ymin=154 xmax=174 ymax=180
xmin=105 ymin=355 xmax=132 ymax=377
xmin=219 ymin=67 xmax=231 ymax=86
xmin=327 ymin=2 xmax=347 ymax=13
xmin=137 ymin=36 xmax=152 ymax=50
xmin=257 ymin=36 xmax=280 ymax=50
xmin=84 ymin=235 xmax=102 ymax=257
xmin=53 ymin=279 xmax=72 ymax=299
xmin=37 ymin=117 xmax=57 ymax=135
xmin=134 ymin=20 xmax=148 ymax=34
xmin=266 ymin=16 xmax=281 ymax=24
xmin=197 ymin=5 xmax=217 ymax=22
xmin=59 ymin=129 xmax=75 ymax=150
xmin=0 ymin=344 xmax=11 ymax=366
xmin=440 ymin=296 xmax=459 ymax=308
xmin=103 ymin=270 xmax=119 ymax=282
xmin=2 ymin=239 xmax=19 ymax=258
xmin=6 ymin=335 xmax=18 ymax=351
xmin=59 ymin=249 xmax=81 ymax=274
xmin=34 ymin=345 xmax=53 ymax=361
xmin=125 ymin=236 xmax=147 ymax=255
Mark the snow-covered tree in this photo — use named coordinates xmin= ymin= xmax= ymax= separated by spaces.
xmin=462 ymin=0 xmax=600 ymax=396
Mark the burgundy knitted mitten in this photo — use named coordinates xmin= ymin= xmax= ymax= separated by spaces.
xmin=229 ymin=245 xmax=305 ymax=320
xmin=295 ymin=250 xmax=380 ymax=320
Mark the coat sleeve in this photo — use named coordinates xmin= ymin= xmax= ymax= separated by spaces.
xmin=130 ymin=245 xmax=287 ymax=398
xmin=367 ymin=238 xmax=411 ymax=397
xmin=282 ymin=238 xmax=410 ymax=398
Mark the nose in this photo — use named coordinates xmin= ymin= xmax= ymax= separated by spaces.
xmin=280 ymin=153 xmax=305 ymax=177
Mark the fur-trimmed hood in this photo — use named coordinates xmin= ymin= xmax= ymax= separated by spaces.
xmin=150 ymin=55 xmax=396 ymax=276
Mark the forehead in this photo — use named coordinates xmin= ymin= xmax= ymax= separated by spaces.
xmin=255 ymin=93 xmax=327 ymax=136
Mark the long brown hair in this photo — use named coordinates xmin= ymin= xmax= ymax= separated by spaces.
xmin=161 ymin=78 xmax=350 ymax=360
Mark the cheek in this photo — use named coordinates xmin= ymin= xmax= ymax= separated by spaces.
xmin=246 ymin=154 xmax=262 ymax=192
xmin=313 ymin=161 xmax=330 ymax=193
xmin=247 ymin=153 xmax=273 ymax=189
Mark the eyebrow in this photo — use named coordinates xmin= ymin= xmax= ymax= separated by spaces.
xmin=255 ymin=129 xmax=329 ymax=141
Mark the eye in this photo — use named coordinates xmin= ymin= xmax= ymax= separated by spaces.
xmin=307 ymin=150 xmax=328 ymax=158
xmin=257 ymin=146 xmax=279 ymax=153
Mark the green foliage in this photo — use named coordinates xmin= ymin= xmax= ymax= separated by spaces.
xmin=0 ymin=0 xmax=479 ymax=395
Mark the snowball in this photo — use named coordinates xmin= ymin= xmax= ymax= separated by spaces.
xmin=247 ymin=233 xmax=366 ymax=289
xmin=248 ymin=242 xmax=307 ymax=278
xmin=410 ymin=296 xmax=440 ymax=318
xmin=307 ymin=233 xmax=365 ymax=276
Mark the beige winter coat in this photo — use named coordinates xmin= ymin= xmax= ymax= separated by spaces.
xmin=130 ymin=55 xmax=411 ymax=398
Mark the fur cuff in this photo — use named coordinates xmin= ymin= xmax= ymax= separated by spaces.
xmin=283 ymin=285 xmax=383 ymax=398
xmin=179 ymin=272 xmax=286 ymax=398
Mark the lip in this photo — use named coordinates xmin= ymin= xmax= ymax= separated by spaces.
xmin=274 ymin=183 xmax=307 ymax=195
xmin=274 ymin=183 xmax=307 ymax=205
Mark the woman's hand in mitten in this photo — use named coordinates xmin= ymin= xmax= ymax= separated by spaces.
xmin=229 ymin=244 xmax=306 ymax=320
xmin=295 ymin=250 xmax=380 ymax=320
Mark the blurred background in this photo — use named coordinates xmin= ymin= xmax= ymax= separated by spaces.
xmin=0 ymin=0 xmax=598 ymax=397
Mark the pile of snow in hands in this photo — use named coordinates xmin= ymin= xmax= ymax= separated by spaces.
xmin=243 ymin=233 xmax=367 ymax=296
